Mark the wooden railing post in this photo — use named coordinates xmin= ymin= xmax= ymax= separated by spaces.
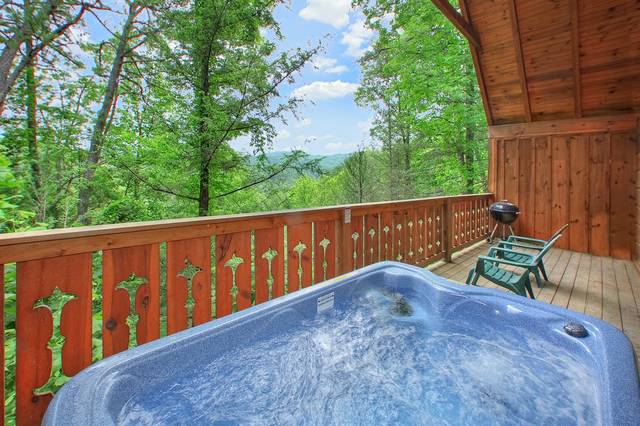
xmin=443 ymin=198 xmax=454 ymax=262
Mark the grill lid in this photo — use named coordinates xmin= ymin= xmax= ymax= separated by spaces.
xmin=489 ymin=201 xmax=519 ymax=224
xmin=489 ymin=201 xmax=519 ymax=213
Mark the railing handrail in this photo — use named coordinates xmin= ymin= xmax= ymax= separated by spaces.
xmin=0 ymin=193 xmax=492 ymax=264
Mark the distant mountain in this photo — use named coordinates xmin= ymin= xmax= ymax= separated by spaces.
xmin=252 ymin=151 xmax=349 ymax=172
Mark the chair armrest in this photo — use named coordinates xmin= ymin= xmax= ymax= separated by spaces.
xmin=506 ymin=235 xmax=546 ymax=245
xmin=497 ymin=241 xmax=544 ymax=251
xmin=488 ymin=247 xmax=534 ymax=260
xmin=478 ymin=256 xmax=533 ymax=269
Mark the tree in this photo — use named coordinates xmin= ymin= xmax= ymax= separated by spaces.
xmin=148 ymin=0 xmax=318 ymax=216
xmin=342 ymin=146 xmax=373 ymax=203
xmin=0 ymin=0 xmax=102 ymax=115
xmin=356 ymin=0 xmax=487 ymax=196
xmin=78 ymin=0 xmax=161 ymax=223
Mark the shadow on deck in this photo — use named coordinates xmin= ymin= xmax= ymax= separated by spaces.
xmin=429 ymin=242 xmax=640 ymax=359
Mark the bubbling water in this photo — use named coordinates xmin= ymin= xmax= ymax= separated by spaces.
xmin=118 ymin=289 xmax=600 ymax=425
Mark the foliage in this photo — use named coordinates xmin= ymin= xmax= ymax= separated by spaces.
xmin=355 ymin=0 xmax=487 ymax=197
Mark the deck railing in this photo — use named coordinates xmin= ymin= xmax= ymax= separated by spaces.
xmin=0 ymin=193 xmax=492 ymax=425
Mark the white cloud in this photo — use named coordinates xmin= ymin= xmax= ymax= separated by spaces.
xmin=295 ymin=118 xmax=312 ymax=128
xmin=326 ymin=65 xmax=349 ymax=74
xmin=299 ymin=0 xmax=351 ymax=28
xmin=312 ymin=56 xmax=349 ymax=74
xmin=341 ymin=19 xmax=374 ymax=58
xmin=276 ymin=129 xmax=291 ymax=140
xmin=292 ymin=80 xmax=359 ymax=101
xmin=312 ymin=56 xmax=337 ymax=69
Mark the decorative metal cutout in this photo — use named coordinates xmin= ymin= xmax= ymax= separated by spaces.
xmin=178 ymin=259 xmax=202 ymax=327
xmin=318 ymin=238 xmax=330 ymax=281
xmin=225 ymin=253 xmax=244 ymax=312
xmin=261 ymin=248 xmax=278 ymax=300
xmin=368 ymin=228 xmax=376 ymax=263
xmin=351 ymin=232 xmax=360 ymax=270
xmin=116 ymin=273 xmax=148 ymax=347
xmin=383 ymin=225 xmax=390 ymax=259
xmin=407 ymin=220 xmax=414 ymax=258
xmin=293 ymin=241 xmax=307 ymax=289
xmin=395 ymin=223 xmax=403 ymax=261
xmin=418 ymin=217 xmax=424 ymax=255
xmin=32 ymin=287 xmax=77 ymax=393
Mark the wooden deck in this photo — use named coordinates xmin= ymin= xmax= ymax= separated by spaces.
xmin=430 ymin=242 xmax=640 ymax=358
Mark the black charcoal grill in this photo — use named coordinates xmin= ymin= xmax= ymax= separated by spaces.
xmin=487 ymin=200 xmax=519 ymax=243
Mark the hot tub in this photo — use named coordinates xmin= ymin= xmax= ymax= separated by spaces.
xmin=44 ymin=262 xmax=639 ymax=425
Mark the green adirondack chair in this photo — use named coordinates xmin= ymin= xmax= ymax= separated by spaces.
xmin=496 ymin=226 xmax=567 ymax=287
xmin=465 ymin=256 xmax=535 ymax=298
xmin=465 ymin=234 xmax=562 ymax=298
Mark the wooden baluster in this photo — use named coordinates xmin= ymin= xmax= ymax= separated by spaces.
xmin=216 ymin=232 xmax=251 ymax=317
xmin=380 ymin=211 xmax=393 ymax=261
xmin=166 ymin=238 xmax=212 ymax=335
xmin=313 ymin=221 xmax=335 ymax=283
xmin=335 ymin=215 xmax=345 ymax=275
xmin=16 ymin=254 xmax=92 ymax=426
xmin=392 ymin=211 xmax=405 ymax=262
xmin=343 ymin=216 xmax=364 ymax=271
xmin=415 ymin=207 xmax=427 ymax=266
xmin=465 ymin=201 xmax=471 ymax=244
xmin=103 ymin=245 xmax=160 ymax=357
xmin=406 ymin=209 xmax=418 ymax=265
xmin=428 ymin=206 xmax=435 ymax=259
xmin=287 ymin=223 xmax=312 ymax=291
xmin=364 ymin=214 xmax=379 ymax=266
xmin=471 ymin=199 xmax=476 ymax=241
xmin=255 ymin=227 xmax=285 ymax=303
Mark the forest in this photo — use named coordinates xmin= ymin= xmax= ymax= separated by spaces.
xmin=1 ymin=0 xmax=487 ymax=233
xmin=1 ymin=0 xmax=487 ymax=420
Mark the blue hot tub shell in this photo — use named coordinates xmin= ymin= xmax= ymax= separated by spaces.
xmin=44 ymin=262 xmax=639 ymax=425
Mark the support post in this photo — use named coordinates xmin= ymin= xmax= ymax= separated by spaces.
xmin=443 ymin=199 xmax=454 ymax=262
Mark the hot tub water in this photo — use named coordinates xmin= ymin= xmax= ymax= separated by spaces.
xmin=117 ymin=288 xmax=600 ymax=425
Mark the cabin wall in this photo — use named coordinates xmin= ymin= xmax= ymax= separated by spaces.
xmin=488 ymin=115 xmax=638 ymax=259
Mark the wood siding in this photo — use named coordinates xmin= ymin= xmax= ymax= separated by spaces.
xmin=489 ymin=117 xmax=638 ymax=259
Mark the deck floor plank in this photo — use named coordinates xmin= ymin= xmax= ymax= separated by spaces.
xmin=585 ymin=256 xmax=603 ymax=319
xmin=601 ymin=257 xmax=623 ymax=329
xmin=431 ymin=242 xmax=639 ymax=356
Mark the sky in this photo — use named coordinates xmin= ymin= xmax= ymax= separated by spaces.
xmin=232 ymin=0 xmax=376 ymax=155
xmin=76 ymin=0 xmax=375 ymax=155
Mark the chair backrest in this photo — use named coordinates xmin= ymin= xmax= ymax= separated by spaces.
xmin=534 ymin=234 xmax=563 ymax=263
xmin=550 ymin=223 xmax=570 ymax=241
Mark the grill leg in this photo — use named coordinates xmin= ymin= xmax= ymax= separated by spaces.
xmin=487 ymin=223 xmax=500 ymax=243
xmin=508 ymin=225 xmax=515 ymax=237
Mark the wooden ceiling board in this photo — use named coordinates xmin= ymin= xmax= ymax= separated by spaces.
xmin=459 ymin=0 xmax=639 ymax=124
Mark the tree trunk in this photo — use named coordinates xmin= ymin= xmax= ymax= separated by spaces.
xmin=464 ymin=126 xmax=475 ymax=193
xmin=77 ymin=5 xmax=139 ymax=223
xmin=25 ymin=37 xmax=43 ymax=212
xmin=0 ymin=43 xmax=21 ymax=116
xmin=0 ymin=0 xmax=67 ymax=115
xmin=196 ymin=86 xmax=212 ymax=216
xmin=196 ymin=31 xmax=214 ymax=217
